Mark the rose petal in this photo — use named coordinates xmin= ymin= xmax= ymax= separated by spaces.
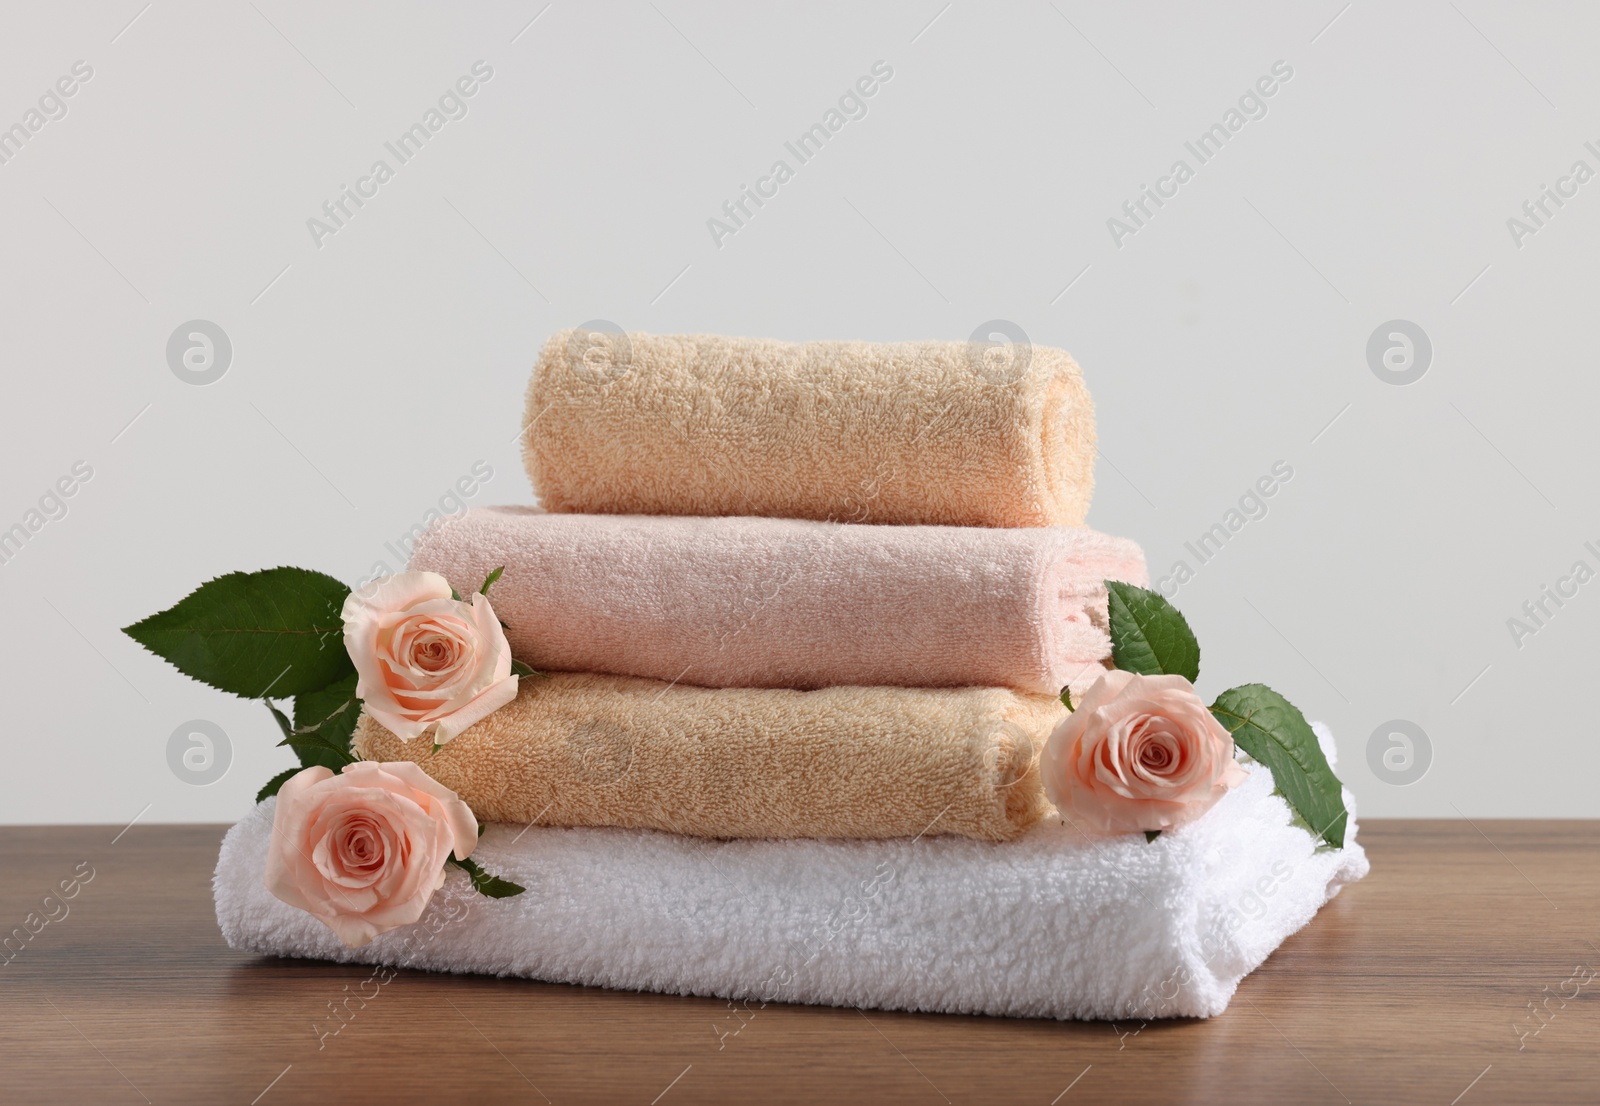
xmin=431 ymin=675 xmax=518 ymax=746
xmin=359 ymin=760 xmax=480 ymax=861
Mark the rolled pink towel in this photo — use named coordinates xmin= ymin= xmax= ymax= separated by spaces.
xmin=410 ymin=507 xmax=1147 ymax=697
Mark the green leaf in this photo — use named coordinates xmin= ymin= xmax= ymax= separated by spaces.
xmin=479 ymin=565 xmax=505 ymax=595
xmin=448 ymin=856 xmax=525 ymax=898
xmin=288 ymin=673 xmax=360 ymax=770
xmin=1210 ymin=684 xmax=1347 ymax=849
xmin=510 ymin=659 xmax=545 ymax=679
xmin=256 ymin=767 xmax=302 ymax=802
xmin=1059 ymin=686 xmax=1073 ymax=711
xmin=1105 ymin=581 xmax=1200 ymax=682
xmin=450 ymin=586 xmax=462 ymax=602
xmin=1144 ymin=830 xmax=1162 ymax=843
xmin=275 ymin=728 xmax=355 ymax=768
xmin=122 ymin=567 xmax=353 ymax=698
xmin=265 ymin=699 xmax=294 ymax=742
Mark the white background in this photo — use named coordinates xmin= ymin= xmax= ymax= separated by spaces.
xmin=2 ymin=0 xmax=1595 ymax=824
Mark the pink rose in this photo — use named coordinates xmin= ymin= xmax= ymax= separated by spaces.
xmin=264 ymin=761 xmax=479 ymax=947
xmin=342 ymin=571 xmax=517 ymax=744
xmin=1041 ymin=670 xmax=1248 ymax=835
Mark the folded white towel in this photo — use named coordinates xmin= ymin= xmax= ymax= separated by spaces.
xmin=213 ymin=726 xmax=1366 ymax=1020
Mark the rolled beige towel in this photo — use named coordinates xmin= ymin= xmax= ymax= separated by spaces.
xmin=353 ymin=673 xmax=1065 ymax=842
xmin=523 ymin=330 xmax=1096 ymax=528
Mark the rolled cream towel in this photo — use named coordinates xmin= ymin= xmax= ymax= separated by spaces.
xmin=353 ymin=673 xmax=1064 ymax=842
xmin=411 ymin=507 xmax=1147 ymax=698
xmin=523 ymin=330 xmax=1096 ymax=528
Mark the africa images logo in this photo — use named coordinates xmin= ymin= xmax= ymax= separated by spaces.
xmin=1106 ymin=61 xmax=1293 ymax=248
xmin=306 ymin=62 xmax=494 ymax=248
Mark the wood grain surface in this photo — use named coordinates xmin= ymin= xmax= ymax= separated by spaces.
xmin=0 ymin=820 xmax=1595 ymax=1105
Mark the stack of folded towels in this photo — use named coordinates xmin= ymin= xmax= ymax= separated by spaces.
xmin=216 ymin=332 xmax=1367 ymax=1019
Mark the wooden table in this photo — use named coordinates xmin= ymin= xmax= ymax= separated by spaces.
xmin=1 ymin=821 xmax=1595 ymax=1105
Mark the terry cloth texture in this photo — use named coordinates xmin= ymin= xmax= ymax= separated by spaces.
xmin=410 ymin=507 xmax=1148 ymax=698
xmin=522 ymin=330 xmax=1097 ymax=528
xmin=353 ymin=673 xmax=1063 ymax=843
xmin=216 ymin=725 xmax=1367 ymax=1020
